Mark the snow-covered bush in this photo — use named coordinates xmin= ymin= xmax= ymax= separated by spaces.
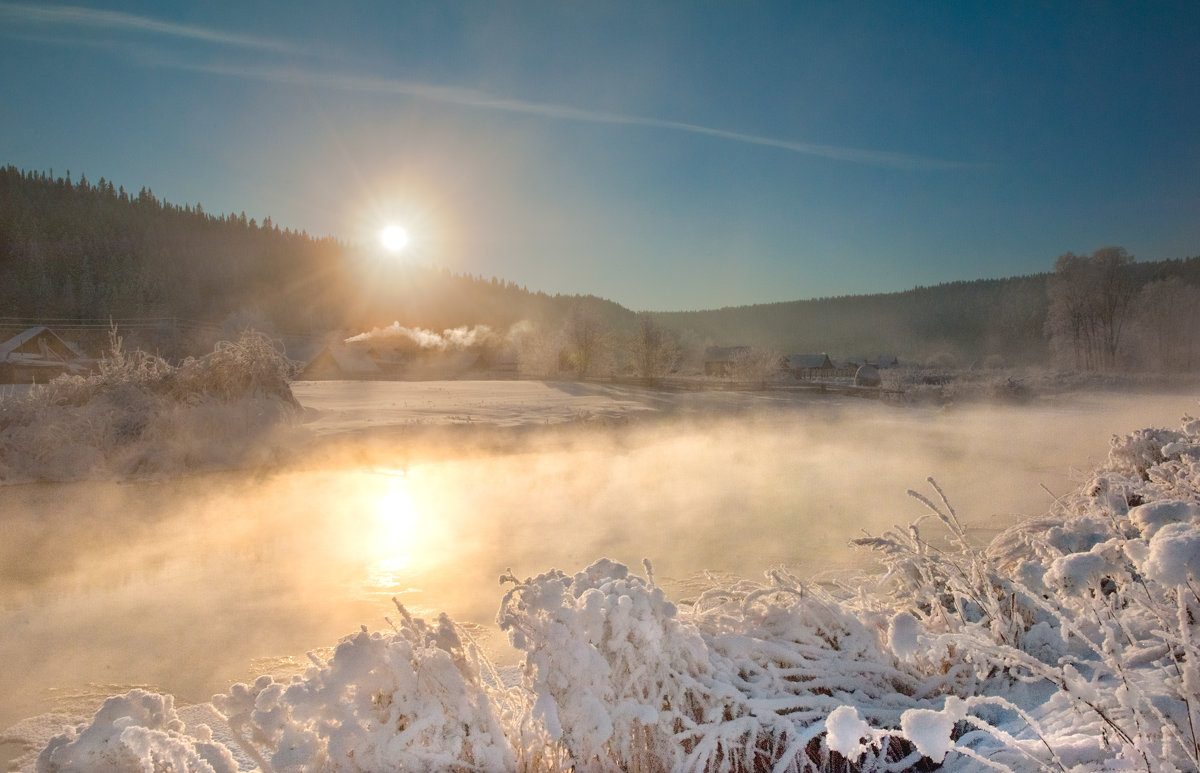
xmin=850 ymin=415 xmax=1200 ymax=770
xmin=687 ymin=571 xmax=931 ymax=771
xmin=498 ymin=559 xmax=735 ymax=772
xmin=212 ymin=607 xmax=515 ymax=773
xmin=497 ymin=559 xmax=948 ymax=772
xmin=36 ymin=689 xmax=238 ymax=773
xmin=0 ymin=330 xmax=301 ymax=482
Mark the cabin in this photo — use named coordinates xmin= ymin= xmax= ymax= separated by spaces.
xmin=0 ymin=327 xmax=90 ymax=383
xmin=297 ymin=343 xmax=382 ymax=380
xmin=785 ymin=353 xmax=835 ymax=379
xmin=703 ymin=346 xmax=751 ymax=377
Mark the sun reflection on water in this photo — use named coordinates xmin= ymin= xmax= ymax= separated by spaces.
xmin=359 ymin=467 xmax=442 ymax=606
xmin=364 ymin=555 xmax=420 ymax=597
xmin=371 ymin=468 xmax=419 ymax=555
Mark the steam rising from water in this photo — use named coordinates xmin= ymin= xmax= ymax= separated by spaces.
xmin=0 ymin=390 xmax=1196 ymax=735
xmin=345 ymin=322 xmax=500 ymax=350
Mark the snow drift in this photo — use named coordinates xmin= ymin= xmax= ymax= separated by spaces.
xmin=26 ymin=405 xmax=1200 ymax=771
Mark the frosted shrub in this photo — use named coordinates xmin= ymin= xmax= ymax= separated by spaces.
xmin=1106 ymin=426 xmax=1189 ymax=482
xmin=499 ymin=560 xmax=940 ymax=772
xmin=687 ymin=572 xmax=934 ymax=771
xmin=169 ymin=333 xmax=298 ymax=408
xmin=853 ymin=411 xmax=1200 ymax=771
xmin=0 ymin=330 xmax=300 ymax=482
xmin=213 ymin=608 xmax=515 ymax=772
xmin=498 ymin=559 xmax=723 ymax=772
xmin=37 ymin=689 xmax=238 ymax=773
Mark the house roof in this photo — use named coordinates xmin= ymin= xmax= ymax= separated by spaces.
xmin=0 ymin=327 xmax=85 ymax=361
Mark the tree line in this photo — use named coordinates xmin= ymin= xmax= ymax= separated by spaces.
xmin=3 ymin=164 xmax=1197 ymax=372
xmin=1045 ymin=247 xmax=1200 ymax=372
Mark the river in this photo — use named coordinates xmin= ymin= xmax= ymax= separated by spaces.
xmin=1 ymin=385 xmax=1196 ymax=747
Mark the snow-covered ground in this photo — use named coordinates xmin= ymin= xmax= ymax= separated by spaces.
xmin=3 ymin=378 xmax=1200 ymax=771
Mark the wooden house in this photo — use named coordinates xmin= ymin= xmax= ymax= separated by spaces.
xmin=0 ymin=327 xmax=90 ymax=383
xmin=785 ymin=353 xmax=835 ymax=378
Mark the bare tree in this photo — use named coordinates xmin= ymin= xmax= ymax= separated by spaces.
xmin=1091 ymin=246 xmax=1138 ymax=367
xmin=1045 ymin=247 xmax=1137 ymax=371
xmin=630 ymin=313 xmax=679 ymax=380
xmin=1045 ymin=252 xmax=1097 ymax=370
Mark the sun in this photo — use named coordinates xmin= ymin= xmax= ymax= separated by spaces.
xmin=380 ymin=224 xmax=409 ymax=253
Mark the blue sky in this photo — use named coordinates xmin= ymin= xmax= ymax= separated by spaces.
xmin=2 ymin=2 xmax=1197 ymax=311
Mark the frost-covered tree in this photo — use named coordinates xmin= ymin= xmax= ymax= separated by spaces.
xmin=563 ymin=304 xmax=613 ymax=377
xmin=629 ymin=312 xmax=679 ymax=379
xmin=731 ymin=346 xmax=782 ymax=384
xmin=513 ymin=321 xmax=564 ymax=378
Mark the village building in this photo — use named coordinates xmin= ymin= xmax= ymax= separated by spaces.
xmin=785 ymin=353 xmax=836 ymax=379
xmin=0 ymin=327 xmax=91 ymax=383
xmin=297 ymin=343 xmax=382 ymax=380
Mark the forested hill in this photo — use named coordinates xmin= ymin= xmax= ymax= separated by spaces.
xmin=0 ymin=165 xmax=633 ymax=354
xmin=653 ymin=277 xmax=1052 ymax=365
xmin=3 ymin=165 xmax=1198 ymax=366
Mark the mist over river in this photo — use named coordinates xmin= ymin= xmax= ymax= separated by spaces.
xmin=2 ymin=385 xmax=1197 ymax=738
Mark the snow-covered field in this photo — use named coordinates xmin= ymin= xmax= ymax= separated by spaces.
xmin=3 ymin=372 xmax=1200 ymax=771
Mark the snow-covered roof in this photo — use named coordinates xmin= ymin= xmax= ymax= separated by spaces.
xmin=0 ymin=327 xmax=85 ymax=362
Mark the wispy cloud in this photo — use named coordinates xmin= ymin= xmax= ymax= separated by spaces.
xmin=1 ymin=3 xmax=982 ymax=171
xmin=198 ymin=64 xmax=984 ymax=171
xmin=0 ymin=1 xmax=296 ymax=53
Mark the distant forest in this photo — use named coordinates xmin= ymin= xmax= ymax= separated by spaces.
xmin=3 ymin=165 xmax=1199 ymax=370
xmin=0 ymin=165 xmax=628 ymax=356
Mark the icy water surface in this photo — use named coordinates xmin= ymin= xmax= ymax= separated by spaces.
xmin=1 ymin=390 xmax=1197 ymax=739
